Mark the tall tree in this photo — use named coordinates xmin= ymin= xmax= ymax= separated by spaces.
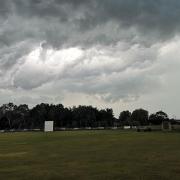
xmin=0 ymin=103 xmax=17 ymax=129
xmin=131 ymin=109 xmax=149 ymax=126
xmin=119 ymin=110 xmax=131 ymax=125
xmin=149 ymin=111 xmax=168 ymax=125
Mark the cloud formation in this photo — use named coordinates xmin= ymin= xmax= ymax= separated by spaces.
xmin=1 ymin=0 xmax=180 ymax=49
xmin=0 ymin=0 xmax=180 ymax=117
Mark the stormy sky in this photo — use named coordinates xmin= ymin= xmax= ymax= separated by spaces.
xmin=0 ymin=0 xmax=180 ymax=117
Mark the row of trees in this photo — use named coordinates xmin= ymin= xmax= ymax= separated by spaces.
xmin=0 ymin=103 xmax=114 ymax=130
xmin=0 ymin=103 xmax=172 ymax=130
xmin=118 ymin=109 xmax=169 ymax=126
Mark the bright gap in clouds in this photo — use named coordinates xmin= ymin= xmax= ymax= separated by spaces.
xmin=13 ymin=45 xmax=84 ymax=89
xmin=28 ymin=45 xmax=83 ymax=68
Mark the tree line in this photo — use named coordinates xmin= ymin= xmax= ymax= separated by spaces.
xmin=0 ymin=102 xmax=176 ymax=130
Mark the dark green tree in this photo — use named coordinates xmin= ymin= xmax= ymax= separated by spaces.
xmin=149 ymin=111 xmax=168 ymax=125
xmin=119 ymin=110 xmax=131 ymax=125
xmin=131 ymin=109 xmax=149 ymax=126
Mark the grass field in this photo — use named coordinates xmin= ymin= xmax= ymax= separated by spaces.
xmin=0 ymin=130 xmax=180 ymax=180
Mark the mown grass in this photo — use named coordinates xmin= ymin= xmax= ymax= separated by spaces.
xmin=0 ymin=130 xmax=180 ymax=180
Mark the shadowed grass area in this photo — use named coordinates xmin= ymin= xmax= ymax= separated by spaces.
xmin=0 ymin=131 xmax=180 ymax=180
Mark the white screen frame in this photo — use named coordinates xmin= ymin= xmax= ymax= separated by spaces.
xmin=44 ymin=121 xmax=54 ymax=132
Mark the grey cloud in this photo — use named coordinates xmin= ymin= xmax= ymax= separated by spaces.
xmin=1 ymin=0 xmax=180 ymax=49
xmin=0 ymin=0 xmax=180 ymax=112
xmin=10 ymin=43 xmax=160 ymax=102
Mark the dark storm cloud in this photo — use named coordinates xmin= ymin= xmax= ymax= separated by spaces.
xmin=1 ymin=0 xmax=180 ymax=48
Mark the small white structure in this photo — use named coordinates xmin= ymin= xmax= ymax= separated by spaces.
xmin=44 ymin=121 xmax=54 ymax=132
xmin=124 ymin=126 xmax=131 ymax=129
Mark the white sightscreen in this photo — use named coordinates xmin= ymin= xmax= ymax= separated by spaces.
xmin=44 ymin=121 xmax=54 ymax=132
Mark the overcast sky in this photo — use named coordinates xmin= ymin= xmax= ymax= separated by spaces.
xmin=0 ymin=0 xmax=180 ymax=117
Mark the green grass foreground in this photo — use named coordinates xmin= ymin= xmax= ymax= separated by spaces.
xmin=0 ymin=131 xmax=180 ymax=180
